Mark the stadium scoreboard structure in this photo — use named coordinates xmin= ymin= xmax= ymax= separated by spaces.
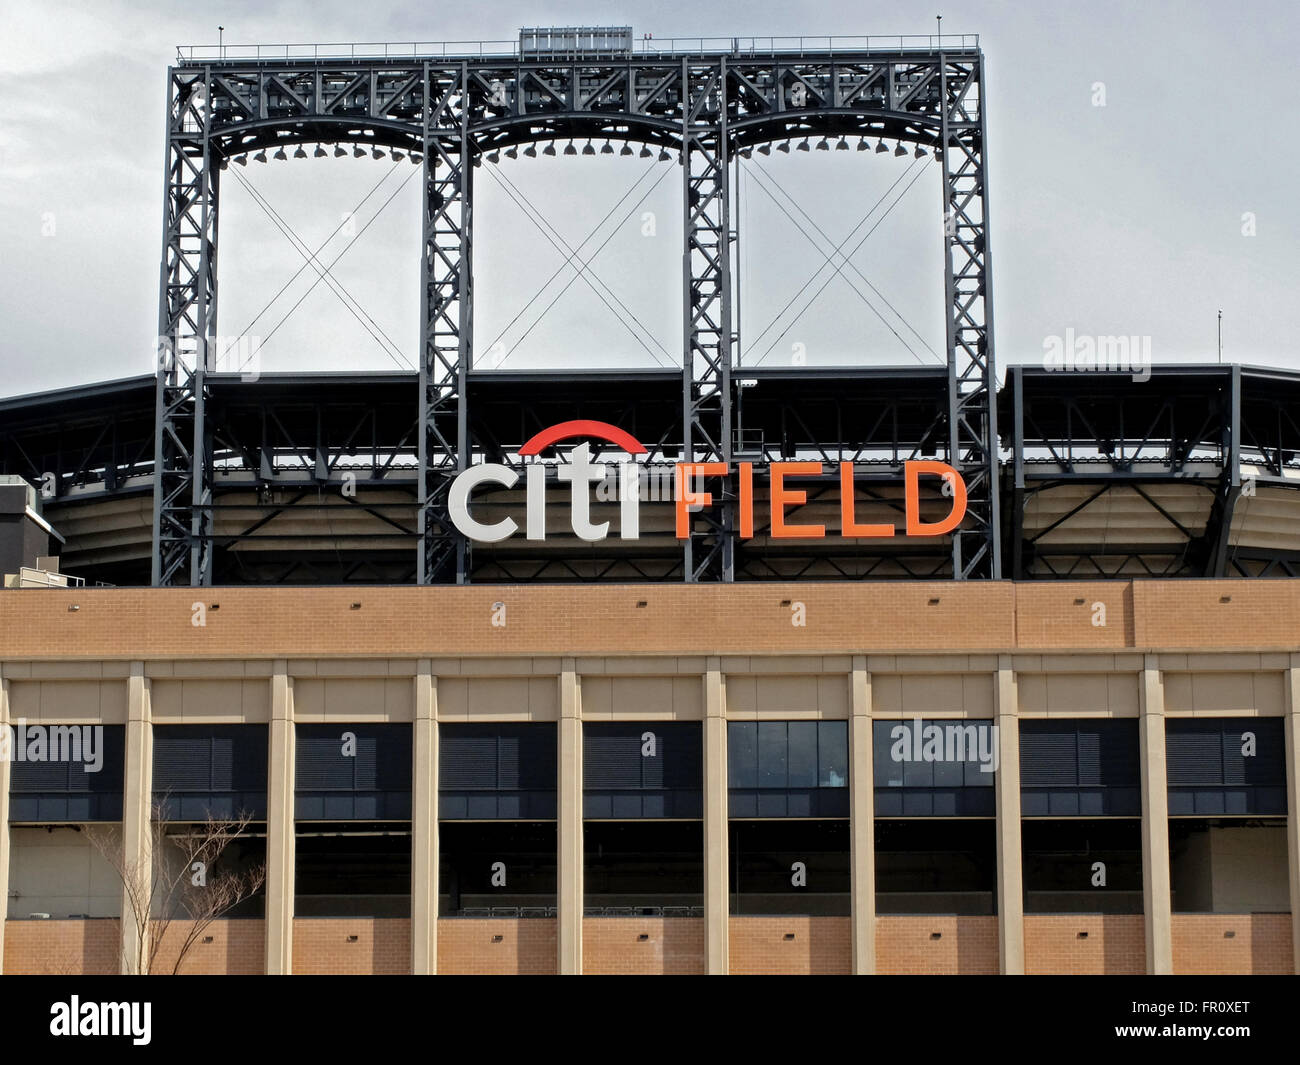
xmin=4 ymin=30 xmax=1297 ymax=591
xmin=149 ymin=30 xmax=998 ymax=588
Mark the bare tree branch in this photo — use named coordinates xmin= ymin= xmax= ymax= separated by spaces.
xmin=85 ymin=797 xmax=265 ymax=975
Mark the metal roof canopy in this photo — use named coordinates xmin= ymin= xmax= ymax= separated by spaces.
xmin=8 ymin=364 xmax=1300 ymax=584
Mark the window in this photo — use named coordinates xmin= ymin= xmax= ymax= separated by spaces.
xmin=1020 ymin=720 xmax=1140 ymax=816
xmin=1022 ymin=819 xmax=1143 ymax=914
xmin=873 ymin=718 xmax=995 ymax=817
xmin=8 ymin=725 xmax=125 ymax=822
xmin=1166 ymin=718 xmax=1285 ymax=815
xmin=440 ymin=822 xmax=557 ymax=917
xmin=729 ymin=819 xmax=850 ymax=916
xmin=728 ymin=721 xmax=848 ymax=817
xmin=296 ymin=724 xmax=411 ymax=820
xmin=440 ymin=724 xmax=556 ymax=819
xmin=583 ymin=723 xmax=701 ymax=819
xmin=152 ymin=726 xmax=267 ymax=820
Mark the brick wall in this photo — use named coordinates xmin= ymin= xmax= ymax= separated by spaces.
xmin=582 ymin=917 xmax=705 ymax=974
xmin=151 ymin=919 xmax=265 ymax=975
xmin=0 ymin=584 xmax=1007 ymax=659
xmin=728 ymin=916 xmax=851 ymax=974
xmin=4 ymin=581 xmax=1299 ymax=662
xmin=1171 ymin=914 xmax=1293 ymax=975
xmin=437 ymin=918 xmax=557 ymax=975
xmin=12 ymin=913 xmax=1294 ymax=974
xmin=1024 ymin=915 xmax=1145 ymax=974
xmin=1012 ymin=583 xmax=1135 ymax=649
xmin=1132 ymin=584 xmax=1300 ymax=650
xmin=3 ymin=918 xmax=119 ymax=974
xmin=292 ymin=918 xmax=410 ymax=975
xmin=6 ymin=580 xmax=1296 ymax=660
xmin=876 ymin=916 xmax=999 ymax=974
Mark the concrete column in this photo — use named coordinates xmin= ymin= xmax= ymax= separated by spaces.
xmin=121 ymin=663 xmax=152 ymax=974
xmin=411 ymin=662 xmax=439 ymax=974
xmin=265 ymin=663 xmax=295 ymax=975
xmin=703 ymin=660 xmax=729 ymax=974
xmin=1139 ymin=656 xmax=1173 ymax=975
xmin=1283 ymin=657 xmax=1300 ymax=974
xmin=558 ymin=662 xmax=583 ymax=974
xmin=0 ymin=668 xmax=10 ymax=974
xmin=849 ymin=656 xmax=875 ymax=975
xmin=993 ymin=658 xmax=1024 ymax=975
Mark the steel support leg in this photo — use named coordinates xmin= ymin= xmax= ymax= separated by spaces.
xmin=940 ymin=53 xmax=1000 ymax=579
xmin=681 ymin=58 xmax=734 ymax=582
xmin=153 ymin=67 xmax=217 ymax=587
xmin=419 ymin=62 xmax=473 ymax=584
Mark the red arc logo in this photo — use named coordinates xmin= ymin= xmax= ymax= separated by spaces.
xmin=517 ymin=420 xmax=648 ymax=457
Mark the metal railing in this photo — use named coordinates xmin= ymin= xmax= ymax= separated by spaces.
xmin=13 ymin=567 xmax=82 ymax=588
xmin=176 ymin=33 xmax=978 ymax=64
xmin=7 ymin=567 xmax=113 ymax=589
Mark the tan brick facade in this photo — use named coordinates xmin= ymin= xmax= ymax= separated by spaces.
xmin=1024 ymin=915 xmax=1146 ymax=974
xmin=582 ymin=917 xmax=706 ymax=974
xmin=875 ymin=915 xmax=1000 ymax=974
xmin=2 ymin=580 xmax=1297 ymax=661
xmin=4 ymin=913 xmax=1295 ymax=976
xmin=1170 ymin=914 xmax=1293 ymax=975
xmin=437 ymin=918 xmax=557 ymax=975
xmin=2 ymin=918 xmax=118 ymax=975
xmin=292 ymin=919 xmax=411 ymax=975
xmin=728 ymin=916 xmax=852 ymax=974
xmin=2 ymin=580 xmax=1298 ymax=976
xmin=151 ymin=919 xmax=265 ymax=975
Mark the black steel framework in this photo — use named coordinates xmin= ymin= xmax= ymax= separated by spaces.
xmin=13 ymin=364 xmax=1300 ymax=585
xmin=1003 ymin=366 xmax=1300 ymax=579
xmin=939 ymin=56 xmax=999 ymax=579
xmin=147 ymin=40 xmax=1000 ymax=586
xmin=154 ymin=68 xmax=219 ymax=586
xmin=420 ymin=62 xmax=473 ymax=584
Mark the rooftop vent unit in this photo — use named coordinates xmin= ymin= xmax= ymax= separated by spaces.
xmin=1 ymin=477 xmax=67 ymax=588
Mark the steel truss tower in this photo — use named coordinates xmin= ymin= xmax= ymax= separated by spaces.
xmin=152 ymin=39 xmax=999 ymax=585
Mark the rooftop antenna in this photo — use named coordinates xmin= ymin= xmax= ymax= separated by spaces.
xmin=936 ymin=14 xmax=942 ymax=48
xmin=1218 ymin=309 xmax=1223 ymax=364
xmin=218 ymin=25 xmax=224 ymax=58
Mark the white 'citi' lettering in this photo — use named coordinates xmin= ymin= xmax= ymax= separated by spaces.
xmin=448 ymin=442 xmax=642 ymax=543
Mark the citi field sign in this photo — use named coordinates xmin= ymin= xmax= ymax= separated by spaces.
xmin=448 ymin=420 xmax=967 ymax=543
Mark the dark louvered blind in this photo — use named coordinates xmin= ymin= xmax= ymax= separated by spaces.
xmin=353 ymin=736 xmax=380 ymax=790
xmin=294 ymin=725 xmax=411 ymax=820
xmin=1021 ymin=731 xmax=1076 ymax=786
xmin=296 ymin=732 xmax=350 ymax=790
xmin=154 ymin=732 xmax=212 ymax=790
xmin=8 ymin=725 xmax=125 ymax=822
xmin=152 ymin=726 xmax=267 ymax=820
xmin=440 ymin=733 xmax=497 ymax=789
xmin=1166 ymin=718 xmax=1284 ymax=815
xmin=439 ymin=724 xmax=556 ymax=819
xmin=1020 ymin=720 xmax=1139 ymax=816
xmin=11 ymin=758 xmax=67 ymax=791
xmin=1167 ymin=724 xmax=1221 ymax=786
xmin=584 ymin=729 xmax=648 ymax=790
xmin=1094 ymin=724 xmax=1139 ymax=784
xmin=583 ymin=723 xmax=701 ymax=819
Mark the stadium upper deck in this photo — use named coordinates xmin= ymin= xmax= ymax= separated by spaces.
xmin=3 ymin=362 xmax=1299 ymax=585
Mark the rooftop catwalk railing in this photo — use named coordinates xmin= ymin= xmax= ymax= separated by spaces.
xmin=175 ymin=34 xmax=981 ymax=64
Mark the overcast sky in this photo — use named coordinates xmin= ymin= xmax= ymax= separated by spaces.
xmin=0 ymin=0 xmax=1296 ymax=397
